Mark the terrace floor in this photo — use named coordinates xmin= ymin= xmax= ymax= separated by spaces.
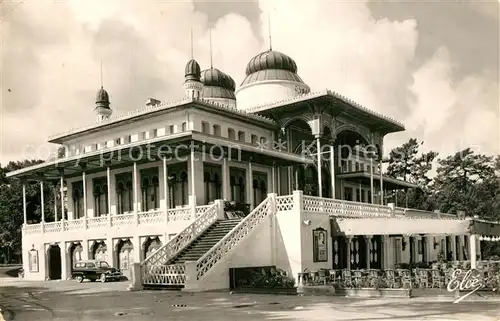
xmin=1 ymin=278 xmax=499 ymax=321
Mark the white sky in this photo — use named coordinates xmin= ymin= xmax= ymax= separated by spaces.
xmin=1 ymin=0 xmax=498 ymax=163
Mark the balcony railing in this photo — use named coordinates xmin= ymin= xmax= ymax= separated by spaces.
xmin=23 ymin=205 xmax=210 ymax=236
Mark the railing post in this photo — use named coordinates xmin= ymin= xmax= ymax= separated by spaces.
xmin=41 ymin=221 xmax=45 ymax=234
xmin=184 ymin=261 xmax=198 ymax=291
xmin=83 ymin=215 xmax=88 ymax=230
xmin=292 ymin=190 xmax=302 ymax=213
xmin=214 ymin=199 xmax=225 ymax=220
xmin=190 ymin=196 xmax=196 ymax=220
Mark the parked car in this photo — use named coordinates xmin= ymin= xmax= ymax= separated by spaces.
xmin=72 ymin=260 xmax=122 ymax=283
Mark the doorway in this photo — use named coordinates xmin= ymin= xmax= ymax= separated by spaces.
xmin=48 ymin=245 xmax=62 ymax=280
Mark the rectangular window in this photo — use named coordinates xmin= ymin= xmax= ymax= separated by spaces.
xmin=169 ymin=125 xmax=174 ymax=134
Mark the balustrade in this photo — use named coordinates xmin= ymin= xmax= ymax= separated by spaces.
xmin=23 ymin=204 xmax=212 ymax=236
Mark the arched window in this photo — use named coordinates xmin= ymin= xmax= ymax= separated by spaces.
xmin=141 ymin=175 xmax=159 ymax=211
xmin=72 ymin=182 xmax=84 ymax=219
xmin=252 ymin=172 xmax=267 ymax=206
xmin=201 ymin=121 xmax=210 ymax=134
xmin=213 ymin=125 xmax=221 ymax=136
xmin=181 ymin=122 xmax=187 ymax=132
xmin=116 ymin=174 xmax=133 ymax=214
xmin=204 ymin=168 xmax=222 ymax=204
xmin=228 ymin=128 xmax=236 ymax=140
xmin=260 ymin=137 xmax=267 ymax=146
xmin=238 ymin=131 xmax=245 ymax=142
xmin=230 ymin=171 xmax=246 ymax=203
xmin=251 ymin=135 xmax=258 ymax=145
xmin=93 ymin=180 xmax=108 ymax=216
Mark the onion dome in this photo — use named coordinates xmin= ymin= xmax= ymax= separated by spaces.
xmin=201 ymin=68 xmax=236 ymax=99
xmin=185 ymin=59 xmax=201 ymax=82
xmin=240 ymin=50 xmax=305 ymax=87
xmin=95 ymin=87 xmax=110 ymax=109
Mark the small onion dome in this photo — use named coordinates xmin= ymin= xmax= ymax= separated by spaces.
xmin=185 ymin=59 xmax=201 ymax=82
xmin=240 ymin=50 xmax=305 ymax=87
xmin=245 ymin=50 xmax=297 ymax=75
xmin=95 ymin=87 xmax=110 ymax=108
xmin=200 ymin=68 xmax=236 ymax=99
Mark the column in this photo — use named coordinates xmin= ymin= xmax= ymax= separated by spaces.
xmin=365 ymin=235 xmax=372 ymax=269
xmin=40 ymin=181 xmax=45 ymax=222
xmin=107 ymin=167 xmax=112 ymax=226
xmin=380 ymin=236 xmax=386 ymax=269
xmin=271 ymin=164 xmax=276 ymax=194
xmin=346 ymin=236 xmax=352 ymax=269
xmin=83 ymin=172 xmax=87 ymax=228
xmin=188 ymin=150 xmax=204 ymax=206
xmin=457 ymin=236 xmax=463 ymax=261
xmin=370 ymin=158 xmax=374 ymax=203
xmin=53 ymin=186 xmax=58 ymax=222
xmin=247 ymin=161 xmax=254 ymax=209
xmin=330 ymin=146 xmax=335 ymax=199
xmin=60 ymin=176 xmax=65 ymax=220
xmin=133 ymin=162 xmax=139 ymax=225
xmin=222 ymin=158 xmax=230 ymax=201
xmin=295 ymin=166 xmax=299 ymax=190
xmin=163 ymin=157 xmax=168 ymax=210
xmin=470 ymin=234 xmax=477 ymax=269
xmin=316 ymin=137 xmax=322 ymax=198
xmin=379 ymin=161 xmax=384 ymax=205
xmin=61 ymin=242 xmax=68 ymax=280
xmin=190 ymin=147 xmax=196 ymax=199
xmin=277 ymin=166 xmax=281 ymax=196
xmin=22 ymin=184 xmax=27 ymax=225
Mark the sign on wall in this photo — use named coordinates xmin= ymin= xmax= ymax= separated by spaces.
xmin=313 ymin=227 xmax=328 ymax=262
xmin=28 ymin=248 xmax=39 ymax=273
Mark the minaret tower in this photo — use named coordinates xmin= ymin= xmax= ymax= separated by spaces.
xmin=183 ymin=29 xmax=203 ymax=99
xmin=95 ymin=62 xmax=112 ymax=121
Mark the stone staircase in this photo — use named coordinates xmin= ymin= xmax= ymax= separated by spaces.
xmin=167 ymin=219 xmax=241 ymax=264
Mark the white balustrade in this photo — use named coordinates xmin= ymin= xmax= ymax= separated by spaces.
xmin=22 ymin=204 xmax=213 ymax=236
xmin=276 ymin=195 xmax=294 ymax=211
xmin=196 ymin=196 xmax=273 ymax=279
xmin=141 ymin=203 xmax=220 ymax=267
xmin=141 ymin=264 xmax=186 ymax=285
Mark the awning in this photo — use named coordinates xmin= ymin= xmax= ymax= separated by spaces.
xmin=336 ymin=171 xmax=418 ymax=190
xmin=331 ymin=217 xmax=472 ymax=236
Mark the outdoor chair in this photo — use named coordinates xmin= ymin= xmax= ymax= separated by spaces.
xmin=384 ymin=269 xmax=399 ymax=288
xmin=397 ymin=269 xmax=412 ymax=289
xmin=341 ymin=269 xmax=353 ymax=288
xmin=416 ymin=269 xmax=430 ymax=288
xmin=431 ymin=269 xmax=445 ymax=288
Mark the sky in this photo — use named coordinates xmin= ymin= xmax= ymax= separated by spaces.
xmin=1 ymin=0 xmax=499 ymax=163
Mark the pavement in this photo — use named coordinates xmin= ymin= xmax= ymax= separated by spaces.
xmin=1 ymin=278 xmax=500 ymax=321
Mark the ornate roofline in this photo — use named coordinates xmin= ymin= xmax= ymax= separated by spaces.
xmin=49 ymin=97 xmax=277 ymax=142
xmin=245 ymin=89 xmax=405 ymax=130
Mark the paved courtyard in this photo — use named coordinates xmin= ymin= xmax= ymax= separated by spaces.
xmin=1 ymin=278 xmax=500 ymax=321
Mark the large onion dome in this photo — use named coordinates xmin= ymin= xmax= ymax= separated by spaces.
xmin=240 ymin=50 xmax=305 ymax=87
xmin=185 ymin=59 xmax=201 ymax=82
xmin=201 ymin=68 xmax=236 ymax=100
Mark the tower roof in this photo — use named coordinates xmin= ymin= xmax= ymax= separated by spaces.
xmin=201 ymin=68 xmax=236 ymax=100
xmin=245 ymin=50 xmax=298 ymax=75
xmin=95 ymin=87 xmax=110 ymax=108
xmin=240 ymin=50 xmax=305 ymax=87
xmin=185 ymin=59 xmax=201 ymax=82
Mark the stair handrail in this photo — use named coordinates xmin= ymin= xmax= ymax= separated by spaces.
xmin=195 ymin=195 xmax=274 ymax=279
xmin=141 ymin=202 xmax=220 ymax=266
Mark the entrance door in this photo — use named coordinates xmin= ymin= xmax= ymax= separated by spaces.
xmin=48 ymin=245 xmax=62 ymax=280
xmin=118 ymin=240 xmax=134 ymax=280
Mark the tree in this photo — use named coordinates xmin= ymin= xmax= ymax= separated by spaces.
xmin=385 ymin=138 xmax=438 ymax=209
xmin=0 ymin=160 xmax=57 ymax=263
xmin=432 ymin=148 xmax=495 ymax=216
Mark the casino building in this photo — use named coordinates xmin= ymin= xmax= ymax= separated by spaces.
xmin=7 ymin=45 xmax=500 ymax=290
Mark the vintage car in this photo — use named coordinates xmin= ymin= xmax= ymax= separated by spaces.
xmin=72 ymin=260 xmax=122 ymax=283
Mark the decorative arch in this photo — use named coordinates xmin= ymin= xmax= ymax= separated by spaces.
xmin=334 ymin=125 xmax=371 ymax=146
xmin=281 ymin=114 xmax=315 ymax=130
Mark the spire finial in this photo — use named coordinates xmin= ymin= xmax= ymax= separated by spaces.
xmin=100 ymin=60 xmax=103 ymax=88
xmin=209 ymin=29 xmax=213 ymax=68
xmin=268 ymin=12 xmax=272 ymax=51
xmin=190 ymin=28 xmax=194 ymax=59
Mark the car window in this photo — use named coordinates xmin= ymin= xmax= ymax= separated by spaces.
xmin=86 ymin=263 xmax=96 ymax=268
xmin=98 ymin=261 xmax=110 ymax=268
